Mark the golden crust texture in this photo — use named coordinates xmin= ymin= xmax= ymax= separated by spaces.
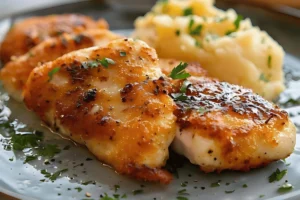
xmin=0 ymin=14 xmax=108 ymax=63
xmin=23 ymin=38 xmax=177 ymax=184
xmin=0 ymin=29 xmax=122 ymax=101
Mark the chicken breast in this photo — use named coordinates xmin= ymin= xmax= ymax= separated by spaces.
xmin=23 ymin=38 xmax=177 ymax=183
xmin=170 ymin=76 xmax=296 ymax=172
xmin=0 ymin=29 xmax=122 ymax=101
xmin=0 ymin=14 xmax=108 ymax=63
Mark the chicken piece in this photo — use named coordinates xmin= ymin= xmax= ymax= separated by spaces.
xmin=170 ymin=76 xmax=296 ymax=172
xmin=0 ymin=14 xmax=108 ymax=63
xmin=0 ymin=29 xmax=122 ymax=101
xmin=23 ymin=38 xmax=177 ymax=183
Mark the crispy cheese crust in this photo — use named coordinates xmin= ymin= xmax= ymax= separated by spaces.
xmin=0 ymin=29 xmax=121 ymax=101
xmin=0 ymin=14 xmax=108 ymax=63
xmin=23 ymin=39 xmax=176 ymax=183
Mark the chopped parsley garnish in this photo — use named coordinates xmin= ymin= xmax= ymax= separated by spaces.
xmin=82 ymin=180 xmax=95 ymax=185
xmin=225 ymin=190 xmax=235 ymax=194
xmin=37 ymin=144 xmax=61 ymax=158
xmin=132 ymin=189 xmax=143 ymax=195
xmin=269 ymin=168 xmax=287 ymax=182
xmin=181 ymin=181 xmax=188 ymax=187
xmin=49 ymin=168 xmax=68 ymax=181
xmin=189 ymin=24 xmax=203 ymax=36
xmin=41 ymin=168 xmax=68 ymax=181
xmin=24 ymin=155 xmax=38 ymax=163
xmin=121 ymin=194 xmax=127 ymax=198
xmin=183 ymin=7 xmax=193 ymax=16
xmin=278 ymin=183 xmax=293 ymax=193
xmin=120 ymin=51 xmax=126 ymax=57
xmin=48 ymin=67 xmax=60 ymax=81
xmin=188 ymin=18 xmax=195 ymax=30
xmin=178 ymin=189 xmax=189 ymax=196
xmin=175 ymin=30 xmax=181 ymax=36
xmin=226 ymin=14 xmax=244 ymax=35
xmin=242 ymin=184 xmax=248 ymax=188
xmin=11 ymin=132 xmax=43 ymax=150
xmin=169 ymin=62 xmax=191 ymax=80
xmin=259 ymin=195 xmax=265 ymax=198
xmin=211 ymin=181 xmax=221 ymax=187
xmin=100 ymin=193 xmax=118 ymax=200
xmin=259 ymin=73 xmax=269 ymax=83
xmin=82 ymin=58 xmax=115 ymax=69
xmin=180 ymin=80 xmax=191 ymax=93
xmin=233 ymin=15 xmax=243 ymax=29
xmin=171 ymin=93 xmax=188 ymax=101
xmin=177 ymin=197 xmax=188 ymax=200
xmin=114 ymin=185 xmax=120 ymax=192
xmin=195 ymin=40 xmax=202 ymax=48
xmin=268 ymin=55 xmax=272 ymax=68
xmin=99 ymin=58 xmax=115 ymax=68
xmin=9 ymin=157 xmax=14 ymax=161
xmin=75 ymin=187 xmax=83 ymax=192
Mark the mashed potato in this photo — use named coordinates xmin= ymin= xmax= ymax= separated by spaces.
xmin=133 ymin=0 xmax=285 ymax=100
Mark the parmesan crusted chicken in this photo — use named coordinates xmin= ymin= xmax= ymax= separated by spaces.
xmin=0 ymin=14 xmax=108 ymax=63
xmin=161 ymin=61 xmax=296 ymax=172
xmin=23 ymin=39 xmax=177 ymax=183
xmin=0 ymin=29 xmax=121 ymax=101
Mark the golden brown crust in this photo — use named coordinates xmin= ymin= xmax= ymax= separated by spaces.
xmin=23 ymin=39 xmax=176 ymax=183
xmin=0 ymin=14 xmax=108 ymax=63
xmin=171 ymin=77 xmax=293 ymax=172
xmin=0 ymin=29 xmax=121 ymax=101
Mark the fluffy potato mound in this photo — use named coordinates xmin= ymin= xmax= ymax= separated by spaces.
xmin=133 ymin=0 xmax=285 ymax=100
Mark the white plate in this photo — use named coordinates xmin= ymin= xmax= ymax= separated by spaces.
xmin=0 ymin=1 xmax=300 ymax=200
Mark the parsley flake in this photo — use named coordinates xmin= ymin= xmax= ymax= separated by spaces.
xmin=114 ymin=185 xmax=120 ymax=192
xmin=259 ymin=195 xmax=265 ymax=198
xmin=48 ymin=67 xmax=60 ymax=81
xmin=278 ymin=183 xmax=293 ymax=193
xmin=169 ymin=62 xmax=190 ymax=80
xmin=183 ymin=7 xmax=193 ymax=16
xmin=24 ymin=155 xmax=38 ymax=163
xmin=75 ymin=187 xmax=83 ymax=192
xmin=175 ymin=30 xmax=181 ymax=36
xmin=225 ymin=190 xmax=235 ymax=194
xmin=178 ymin=189 xmax=189 ymax=196
xmin=211 ymin=181 xmax=221 ymax=187
xmin=190 ymin=24 xmax=203 ymax=36
xmin=268 ymin=55 xmax=272 ymax=68
xmin=98 ymin=58 xmax=115 ymax=68
xmin=242 ymin=184 xmax=248 ymax=188
xmin=226 ymin=14 xmax=243 ymax=35
xmin=177 ymin=197 xmax=188 ymax=200
xmin=37 ymin=144 xmax=61 ymax=158
xmin=133 ymin=189 xmax=143 ymax=195
xmin=269 ymin=168 xmax=287 ymax=183
xmin=11 ymin=132 xmax=43 ymax=150
xmin=49 ymin=168 xmax=68 ymax=181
